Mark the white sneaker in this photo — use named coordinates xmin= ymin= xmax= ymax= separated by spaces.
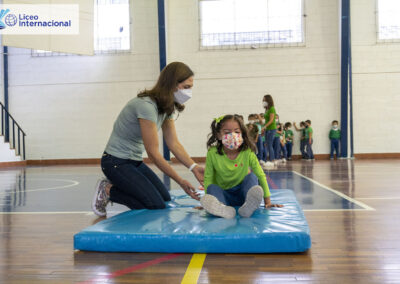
xmin=259 ymin=160 xmax=266 ymax=166
xmin=274 ymin=160 xmax=279 ymax=166
xmin=262 ymin=161 xmax=275 ymax=170
xmin=91 ymin=178 xmax=110 ymax=217
xmin=238 ymin=186 xmax=263 ymax=218
xmin=281 ymin=158 xmax=286 ymax=164
xmin=200 ymin=194 xmax=236 ymax=219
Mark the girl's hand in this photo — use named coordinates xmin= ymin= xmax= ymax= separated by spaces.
xmin=264 ymin=197 xmax=284 ymax=209
xmin=178 ymin=179 xmax=200 ymax=200
xmin=192 ymin=166 xmax=204 ymax=186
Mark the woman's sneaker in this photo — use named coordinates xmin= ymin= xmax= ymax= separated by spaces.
xmin=92 ymin=178 xmax=110 ymax=217
xmin=238 ymin=186 xmax=263 ymax=218
xmin=200 ymin=194 xmax=236 ymax=219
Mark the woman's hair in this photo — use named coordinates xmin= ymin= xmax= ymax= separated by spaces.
xmin=207 ymin=115 xmax=256 ymax=155
xmin=263 ymin=94 xmax=274 ymax=108
xmin=138 ymin=62 xmax=194 ymax=116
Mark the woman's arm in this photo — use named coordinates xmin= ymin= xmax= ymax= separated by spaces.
xmin=162 ymin=119 xmax=204 ymax=185
xmin=140 ymin=119 xmax=199 ymax=200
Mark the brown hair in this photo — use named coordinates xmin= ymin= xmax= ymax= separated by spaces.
xmin=263 ymin=94 xmax=274 ymax=108
xmin=138 ymin=62 xmax=194 ymax=116
xmin=207 ymin=115 xmax=256 ymax=155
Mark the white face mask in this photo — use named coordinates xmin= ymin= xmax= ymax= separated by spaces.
xmin=333 ymin=125 xmax=338 ymax=129
xmin=263 ymin=101 xmax=268 ymax=107
xmin=174 ymin=88 xmax=192 ymax=104
xmin=254 ymin=119 xmax=259 ymax=123
xmin=248 ymin=120 xmax=254 ymax=124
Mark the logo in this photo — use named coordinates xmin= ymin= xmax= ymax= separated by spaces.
xmin=5 ymin=14 xmax=17 ymax=27
xmin=0 ymin=9 xmax=10 ymax=29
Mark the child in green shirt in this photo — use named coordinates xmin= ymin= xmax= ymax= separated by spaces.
xmin=284 ymin=122 xmax=294 ymax=160
xmin=305 ymin=120 xmax=314 ymax=160
xmin=329 ymin=120 xmax=341 ymax=159
xmin=294 ymin=121 xmax=307 ymax=159
xmin=201 ymin=114 xmax=283 ymax=219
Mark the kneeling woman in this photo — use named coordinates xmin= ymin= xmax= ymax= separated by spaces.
xmin=201 ymin=115 xmax=283 ymax=219
xmin=92 ymin=62 xmax=204 ymax=216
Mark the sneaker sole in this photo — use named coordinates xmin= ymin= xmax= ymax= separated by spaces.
xmin=92 ymin=179 xmax=107 ymax=217
xmin=200 ymin=195 xmax=236 ymax=219
xmin=238 ymin=186 xmax=263 ymax=218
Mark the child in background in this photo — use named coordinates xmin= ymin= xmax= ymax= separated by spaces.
xmin=279 ymin=125 xmax=287 ymax=163
xmin=294 ymin=121 xmax=307 ymax=159
xmin=248 ymin=114 xmax=263 ymax=163
xmin=273 ymin=122 xmax=284 ymax=162
xmin=201 ymin=115 xmax=283 ymax=219
xmin=305 ymin=120 xmax=314 ymax=160
xmin=258 ymin=113 xmax=267 ymax=161
xmin=284 ymin=122 xmax=294 ymax=160
xmin=329 ymin=120 xmax=341 ymax=159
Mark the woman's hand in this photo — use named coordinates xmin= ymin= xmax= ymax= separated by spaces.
xmin=264 ymin=197 xmax=284 ymax=209
xmin=192 ymin=166 xmax=204 ymax=186
xmin=178 ymin=179 xmax=200 ymax=201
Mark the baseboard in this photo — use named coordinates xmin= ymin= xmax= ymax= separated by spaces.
xmin=354 ymin=153 xmax=400 ymax=159
xmin=1 ymin=153 xmax=398 ymax=168
xmin=0 ymin=160 xmax=27 ymax=168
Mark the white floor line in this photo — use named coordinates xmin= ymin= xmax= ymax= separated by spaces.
xmin=303 ymin=209 xmax=373 ymax=212
xmin=357 ymin=197 xmax=400 ymax=200
xmin=0 ymin=210 xmax=125 ymax=215
xmin=291 ymin=171 xmax=375 ymax=211
xmin=0 ymin=178 xmax=80 ymax=196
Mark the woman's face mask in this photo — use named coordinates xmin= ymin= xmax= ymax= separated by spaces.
xmin=263 ymin=101 xmax=268 ymax=108
xmin=174 ymin=88 xmax=192 ymax=104
xmin=222 ymin=132 xmax=243 ymax=150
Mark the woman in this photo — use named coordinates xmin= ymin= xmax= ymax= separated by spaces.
xmin=262 ymin=94 xmax=278 ymax=166
xmin=92 ymin=62 xmax=204 ymax=217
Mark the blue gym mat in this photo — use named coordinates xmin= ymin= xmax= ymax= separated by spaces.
xmin=74 ymin=189 xmax=311 ymax=253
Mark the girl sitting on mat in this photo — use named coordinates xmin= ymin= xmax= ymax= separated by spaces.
xmin=200 ymin=114 xmax=283 ymax=219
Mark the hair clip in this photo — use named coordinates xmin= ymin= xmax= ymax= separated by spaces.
xmin=215 ymin=115 xmax=225 ymax=124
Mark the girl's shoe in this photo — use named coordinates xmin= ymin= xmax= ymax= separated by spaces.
xmin=273 ymin=160 xmax=279 ymax=166
xmin=281 ymin=158 xmax=287 ymax=164
xmin=238 ymin=186 xmax=263 ymax=218
xmin=262 ymin=161 xmax=275 ymax=170
xmin=200 ymin=194 xmax=236 ymax=219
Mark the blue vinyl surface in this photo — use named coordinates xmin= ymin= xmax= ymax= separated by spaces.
xmin=74 ymin=189 xmax=311 ymax=253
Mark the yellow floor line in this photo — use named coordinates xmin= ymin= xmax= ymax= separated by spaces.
xmin=181 ymin=253 xmax=207 ymax=284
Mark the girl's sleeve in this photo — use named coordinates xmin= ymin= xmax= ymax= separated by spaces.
xmin=204 ymin=150 xmax=215 ymax=194
xmin=249 ymin=152 xmax=271 ymax=197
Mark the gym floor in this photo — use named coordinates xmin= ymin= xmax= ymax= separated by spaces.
xmin=1 ymin=159 xmax=399 ymax=283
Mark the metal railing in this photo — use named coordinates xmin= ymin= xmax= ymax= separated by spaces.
xmin=0 ymin=101 xmax=26 ymax=160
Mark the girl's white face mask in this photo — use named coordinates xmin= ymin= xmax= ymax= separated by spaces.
xmin=222 ymin=132 xmax=243 ymax=150
xmin=174 ymin=88 xmax=192 ymax=104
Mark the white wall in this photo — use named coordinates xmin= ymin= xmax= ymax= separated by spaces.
xmin=168 ymin=0 xmax=340 ymax=157
xmin=352 ymin=0 xmax=400 ymax=153
xmin=7 ymin=0 xmax=160 ymax=159
xmin=4 ymin=0 xmax=400 ymax=160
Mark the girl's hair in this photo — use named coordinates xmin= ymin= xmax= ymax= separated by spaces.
xmin=263 ymin=94 xmax=274 ymax=108
xmin=332 ymin=120 xmax=338 ymax=124
xmin=138 ymin=62 xmax=194 ymax=116
xmin=246 ymin=123 xmax=259 ymax=142
xmin=300 ymin=121 xmax=305 ymax=127
xmin=284 ymin=122 xmax=292 ymax=129
xmin=207 ymin=114 xmax=256 ymax=155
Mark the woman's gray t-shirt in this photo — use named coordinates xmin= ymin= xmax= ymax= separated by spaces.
xmin=105 ymin=96 xmax=169 ymax=161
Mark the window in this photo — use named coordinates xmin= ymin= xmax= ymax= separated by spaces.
xmin=199 ymin=0 xmax=304 ymax=49
xmin=32 ymin=0 xmax=130 ymax=56
xmin=377 ymin=0 xmax=400 ymax=42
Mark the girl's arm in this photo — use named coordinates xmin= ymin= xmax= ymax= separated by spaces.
xmin=309 ymin=130 xmax=313 ymax=144
xmin=293 ymin=122 xmax=301 ymax=131
xmin=141 ymin=119 xmax=200 ymax=200
xmin=162 ymin=119 xmax=204 ymax=185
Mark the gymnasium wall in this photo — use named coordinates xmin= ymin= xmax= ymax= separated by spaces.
xmin=351 ymin=0 xmax=400 ymax=154
xmin=4 ymin=0 xmax=400 ymax=160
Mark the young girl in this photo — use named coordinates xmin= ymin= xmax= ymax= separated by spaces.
xmin=294 ymin=121 xmax=307 ymax=159
xmin=284 ymin=122 xmax=294 ymax=160
xmin=201 ymin=115 xmax=283 ymax=219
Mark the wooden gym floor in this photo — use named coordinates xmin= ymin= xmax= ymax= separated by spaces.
xmin=0 ymin=159 xmax=400 ymax=283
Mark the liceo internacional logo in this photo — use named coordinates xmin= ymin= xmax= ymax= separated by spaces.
xmin=0 ymin=4 xmax=79 ymax=35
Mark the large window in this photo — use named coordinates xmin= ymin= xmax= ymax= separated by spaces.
xmin=199 ymin=0 xmax=304 ymax=49
xmin=32 ymin=0 xmax=130 ymax=56
xmin=377 ymin=0 xmax=400 ymax=42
